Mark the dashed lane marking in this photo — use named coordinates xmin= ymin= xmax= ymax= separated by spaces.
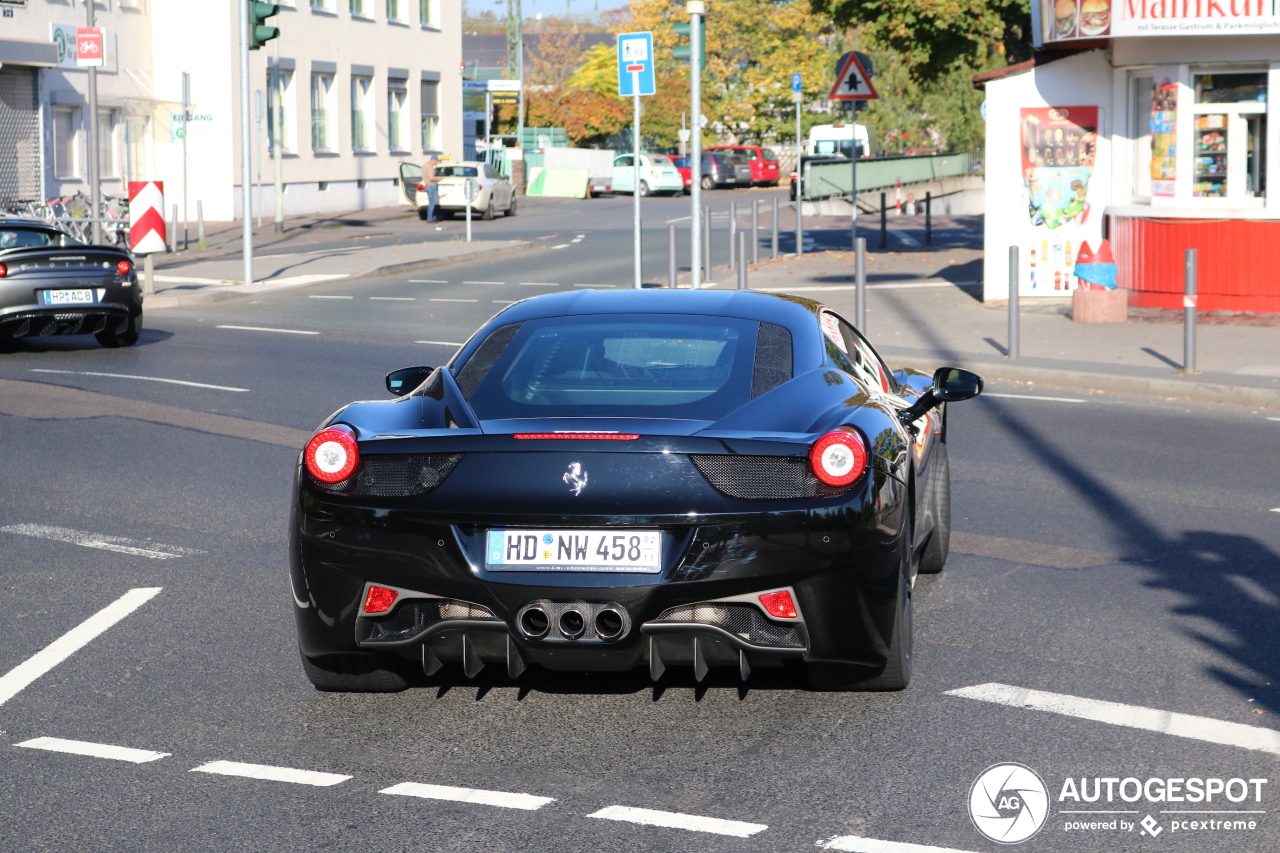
xmin=819 ymin=835 xmax=979 ymax=852
xmin=215 ymin=325 xmax=319 ymax=335
xmin=1271 ymin=508 xmax=1280 ymax=513
xmin=416 ymin=340 xmax=465 ymax=346
xmin=29 ymin=369 xmax=249 ymax=393
xmin=380 ymin=782 xmax=555 ymax=811
xmin=370 ymin=296 xmax=415 ymax=301
xmin=984 ymin=393 xmax=1085 ymax=403
xmin=430 ymin=298 xmax=478 ymax=303
xmin=308 ymin=295 xmax=353 ymax=299
xmin=588 ymin=805 xmax=767 ymax=838
xmin=408 ymin=279 xmax=449 ymax=284
xmin=0 ymin=587 xmax=162 ymax=708
xmin=492 ymin=300 xmax=517 ymax=304
xmin=946 ymin=683 xmax=1280 ymax=756
xmin=462 ymin=281 xmax=503 ymax=285
xmin=1267 ymin=416 xmax=1280 ymax=421
xmin=16 ymin=737 xmax=169 ymax=764
xmin=0 ymin=524 xmax=204 ymax=559
xmin=518 ymin=282 xmax=559 ymax=287
xmin=551 ymin=244 xmax=572 ymax=249
xmin=190 ymin=760 xmax=351 ymax=787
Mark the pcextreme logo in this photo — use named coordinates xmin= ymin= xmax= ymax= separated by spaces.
xmin=969 ymin=764 xmax=1268 ymax=844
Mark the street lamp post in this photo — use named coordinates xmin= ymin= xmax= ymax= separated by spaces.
xmin=688 ymin=1 xmax=704 ymax=288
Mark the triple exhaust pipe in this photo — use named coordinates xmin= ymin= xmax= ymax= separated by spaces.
xmin=518 ymin=604 xmax=627 ymax=641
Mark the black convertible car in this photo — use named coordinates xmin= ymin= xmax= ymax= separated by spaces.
xmin=290 ymin=290 xmax=981 ymax=692
xmin=0 ymin=219 xmax=142 ymax=348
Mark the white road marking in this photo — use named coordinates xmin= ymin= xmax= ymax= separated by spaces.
xmin=265 ymin=274 xmax=348 ymax=286
xmin=416 ymin=340 xmax=464 ymax=346
xmin=895 ymin=232 xmax=923 ymax=247
xmin=462 ymin=280 xmax=503 ymax=285
xmin=153 ymin=275 xmax=234 ymax=285
xmin=492 ymin=300 xmax=517 ymax=304
xmin=1271 ymin=508 xmax=1280 ymax=513
xmin=551 ymin=244 xmax=572 ymax=249
xmin=588 ymin=805 xmax=767 ymax=838
xmin=0 ymin=524 xmax=203 ymax=559
xmin=408 ymin=279 xmax=449 ymax=283
xmin=370 ymin=296 xmax=415 ymax=301
xmin=570 ymin=237 xmax=583 ymax=243
xmin=16 ymin=736 xmax=169 ymax=764
xmin=256 ymin=245 xmax=361 ymax=259
xmin=1267 ymin=416 xmax=1280 ymax=421
xmin=215 ymin=325 xmax=319 ymax=335
xmin=0 ymin=587 xmax=162 ymax=708
xmin=190 ymin=760 xmax=351 ymax=787
xmin=28 ymin=369 xmax=249 ymax=393
xmin=430 ymin=298 xmax=478 ymax=303
xmin=518 ymin=282 xmax=558 ymax=287
xmin=575 ymin=234 xmax=585 ymax=238
xmin=984 ymin=393 xmax=1085 ymax=403
xmin=379 ymin=782 xmax=554 ymax=810
xmin=308 ymin=295 xmax=353 ymax=299
xmin=819 ymin=834 xmax=979 ymax=852
xmin=946 ymin=683 xmax=1280 ymax=756
xmin=573 ymin=283 xmax=615 ymax=288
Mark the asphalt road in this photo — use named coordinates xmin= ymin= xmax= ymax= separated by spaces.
xmin=0 ymin=196 xmax=1277 ymax=853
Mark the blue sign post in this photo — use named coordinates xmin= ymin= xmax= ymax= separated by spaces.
xmin=618 ymin=32 xmax=654 ymax=289
xmin=791 ymin=72 xmax=802 ymax=93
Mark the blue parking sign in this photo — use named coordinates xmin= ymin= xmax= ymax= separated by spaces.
xmin=617 ymin=32 xmax=656 ymax=97
xmin=791 ymin=72 xmax=802 ymax=92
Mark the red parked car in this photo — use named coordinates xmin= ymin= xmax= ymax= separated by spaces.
xmin=671 ymin=156 xmax=694 ymax=194
xmin=703 ymin=145 xmax=781 ymax=186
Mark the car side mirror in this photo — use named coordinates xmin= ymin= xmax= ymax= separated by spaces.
xmin=386 ymin=365 xmax=434 ymax=397
xmin=898 ymin=367 xmax=983 ymax=425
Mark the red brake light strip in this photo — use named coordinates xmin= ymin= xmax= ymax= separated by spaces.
xmin=512 ymin=433 xmax=640 ymax=440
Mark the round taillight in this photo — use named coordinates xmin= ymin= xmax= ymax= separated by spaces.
xmin=809 ymin=430 xmax=868 ymax=488
xmin=305 ymin=427 xmax=360 ymax=484
xmin=116 ymin=259 xmax=132 ymax=276
xmin=0 ymin=262 xmax=7 ymax=278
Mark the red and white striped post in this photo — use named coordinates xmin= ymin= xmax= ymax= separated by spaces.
xmin=129 ymin=181 xmax=166 ymax=296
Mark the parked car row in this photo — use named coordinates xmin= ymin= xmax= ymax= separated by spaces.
xmin=623 ymin=146 xmax=782 ymax=196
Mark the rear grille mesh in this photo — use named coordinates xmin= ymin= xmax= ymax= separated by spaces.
xmin=359 ymin=598 xmax=499 ymax=644
xmin=689 ymin=454 xmax=848 ymax=500
xmin=318 ymin=453 xmax=463 ymax=497
xmin=653 ymin=603 xmax=804 ymax=648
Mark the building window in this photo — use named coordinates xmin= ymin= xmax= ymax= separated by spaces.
xmin=310 ymin=0 xmax=329 ymax=10
xmin=53 ymin=107 xmax=79 ymax=180
xmin=1130 ymin=74 xmax=1153 ymax=199
xmin=419 ymin=0 xmax=435 ymax=25
xmin=386 ymin=0 xmax=400 ymax=21
xmin=1191 ymin=71 xmax=1267 ymax=200
xmin=98 ymin=109 xmax=118 ymax=178
xmin=351 ymin=75 xmax=374 ymax=151
xmin=388 ymin=84 xmax=408 ymax=151
xmin=349 ymin=0 xmax=364 ymax=13
xmin=269 ymin=67 xmax=297 ymax=154
xmin=311 ymin=72 xmax=335 ymax=151
xmin=420 ymin=79 xmax=439 ymax=151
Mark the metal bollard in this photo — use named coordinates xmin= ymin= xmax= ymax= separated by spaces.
xmin=879 ymin=191 xmax=887 ymax=249
xmin=925 ymin=192 xmax=932 ymax=247
xmin=1184 ymin=248 xmax=1198 ymax=373
xmin=197 ymin=200 xmax=207 ymax=250
xmin=771 ymin=196 xmax=779 ymax=260
xmin=728 ymin=201 xmax=737 ymax=269
xmin=170 ymin=204 xmax=178 ymax=253
xmin=736 ymin=231 xmax=748 ymax=290
xmin=668 ymin=224 xmax=678 ymax=289
xmin=855 ymin=237 xmax=867 ymax=331
xmin=751 ymin=199 xmax=759 ymax=264
xmin=702 ymin=207 xmax=712 ymax=282
xmin=1008 ymin=245 xmax=1020 ymax=359
xmin=795 ymin=180 xmax=804 ymax=257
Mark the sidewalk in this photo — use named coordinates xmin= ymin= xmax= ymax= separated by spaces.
xmin=143 ymin=205 xmax=535 ymax=309
xmin=703 ymin=224 xmax=1280 ymax=409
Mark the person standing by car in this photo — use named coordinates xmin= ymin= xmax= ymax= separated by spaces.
xmin=420 ymin=156 xmax=441 ymax=222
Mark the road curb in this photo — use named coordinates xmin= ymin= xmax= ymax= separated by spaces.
xmin=906 ymin=358 xmax=1280 ymax=408
xmin=144 ymin=240 xmax=542 ymax=310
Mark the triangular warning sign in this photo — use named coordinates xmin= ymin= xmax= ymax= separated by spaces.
xmin=828 ymin=53 xmax=878 ymax=101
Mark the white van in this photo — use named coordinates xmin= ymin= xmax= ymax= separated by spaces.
xmin=807 ymin=124 xmax=871 ymax=159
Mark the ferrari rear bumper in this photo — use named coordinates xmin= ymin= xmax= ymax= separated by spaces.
xmin=0 ymin=302 xmax=132 ymax=337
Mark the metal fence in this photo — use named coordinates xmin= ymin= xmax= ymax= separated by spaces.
xmin=803 ymin=152 xmax=976 ymax=201
xmin=0 ymin=67 xmax=41 ymax=206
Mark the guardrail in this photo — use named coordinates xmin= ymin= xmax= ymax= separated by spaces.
xmin=804 ymin=152 xmax=976 ymax=201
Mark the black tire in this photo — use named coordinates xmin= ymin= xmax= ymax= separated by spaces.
xmin=806 ymin=573 xmax=913 ymax=691
xmin=480 ymin=196 xmax=495 ymax=220
xmin=638 ymin=181 xmax=651 ymax=197
xmin=506 ymin=194 xmax=517 ymax=217
xmin=299 ymin=648 xmax=410 ymax=692
xmin=438 ymin=210 xmax=454 ymax=220
xmin=701 ymin=175 xmax=715 ymax=190
xmin=417 ymin=208 xmax=430 ymax=220
xmin=95 ymin=309 xmax=142 ymax=348
xmin=918 ymin=442 xmax=951 ymax=574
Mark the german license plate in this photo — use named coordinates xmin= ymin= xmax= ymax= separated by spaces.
xmin=42 ymin=289 xmax=94 ymax=305
xmin=486 ymin=529 xmax=662 ymax=573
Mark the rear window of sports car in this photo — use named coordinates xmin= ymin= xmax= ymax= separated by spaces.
xmin=462 ymin=315 xmax=786 ymax=420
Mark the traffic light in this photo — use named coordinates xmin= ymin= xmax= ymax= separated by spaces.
xmin=250 ymin=2 xmax=280 ymax=50
xmin=673 ymin=22 xmax=705 ymax=66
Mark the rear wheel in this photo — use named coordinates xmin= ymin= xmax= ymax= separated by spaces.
xmin=506 ymin=194 xmax=517 ymax=216
xmin=701 ymin=175 xmax=715 ymax=190
xmin=438 ymin=209 xmax=454 ymax=220
xmin=918 ymin=442 xmax=951 ymax=574
xmin=300 ymin=648 xmax=410 ymax=692
xmin=480 ymin=196 xmax=495 ymax=220
xmin=806 ymin=574 xmax=912 ymax=691
xmin=95 ymin=308 xmax=141 ymax=348
xmin=638 ymin=180 xmax=651 ymax=197
xmin=417 ymin=208 xmax=430 ymax=220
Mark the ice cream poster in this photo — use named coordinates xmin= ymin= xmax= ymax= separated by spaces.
xmin=1150 ymin=79 xmax=1177 ymax=197
xmin=1018 ymin=106 xmax=1104 ymax=295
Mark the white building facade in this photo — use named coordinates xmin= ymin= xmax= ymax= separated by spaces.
xmin=0 ymin=0 xmax=463 ymax=221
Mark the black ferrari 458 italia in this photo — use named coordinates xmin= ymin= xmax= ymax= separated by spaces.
xmin=290 ymin=290 xmax=981 ymax=692
xmin=0 ymin=219 xmax=142 ymax=348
